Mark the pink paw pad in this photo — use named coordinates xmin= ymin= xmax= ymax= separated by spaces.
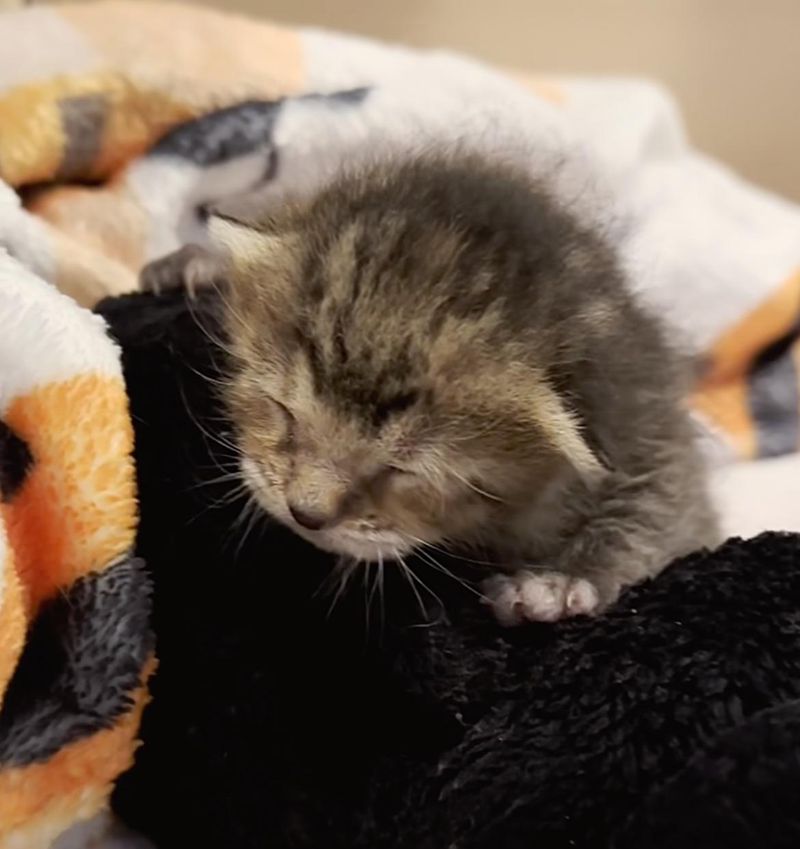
xmin=483 ymin=571 xmax=601 ymax=626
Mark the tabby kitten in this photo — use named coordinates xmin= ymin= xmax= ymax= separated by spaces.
xmin=142 ymin=153 xmax=718 ymax=625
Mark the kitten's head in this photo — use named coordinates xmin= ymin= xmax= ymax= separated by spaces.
xmin=212 ymin=161 xmax=604 ymax=561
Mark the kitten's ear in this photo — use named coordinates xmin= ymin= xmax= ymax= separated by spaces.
xmin=208 ymin=200 xmax=302 ymax=304
xmin=530 ymin=381 xmax=608 ymax=482
xmin=208 ymin=201 xmax=301 ymax=319
xmin=207 ymin=201 xmax=285 ymax=271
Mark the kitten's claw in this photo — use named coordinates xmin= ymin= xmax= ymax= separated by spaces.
xmin=482 ymin=570 xmax=601 ymax=626
xmin=139 ymin=244 xmax=222 ymax=298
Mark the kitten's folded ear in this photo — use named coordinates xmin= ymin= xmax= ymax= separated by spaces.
xmin=207 ymin=198 xmax=284 ymax=270
xmin=530 ymin=380 xmax=610 ymax=483
xmin=207 ymin=200 xmax=301 ymax=317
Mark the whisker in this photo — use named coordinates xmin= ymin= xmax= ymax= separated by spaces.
xmin=363 ymin=561 xmax=372 ymax=639
xmin=413 ymin=547 xmax=487 ymax=601
xmin=177 ymin=377 xmax=241 ymax=464
xmin=395 ymin=550 xmax=428 ymax=620
xmin=229 ymin=495 xmax=266 ymax=560
xmin=313 ymin=559 xmax=343 ymax=600
xmin=402 ymin=555 xmax=446 ymax=611
xmin=181 ymin=356 xmax=230 ymax=390
xmin=325 ymin=557 xmax=358 ymax=618
xmin=184 ymin=285 xmax=240 ymax=358
xmin=364 ymin=552 xmax=386 ymax=640
xmin=186 ymin=481 xmax=251 ymax=525
xmin=442 ymin=464 xmax=505 ymax=503
xmin=397 ymin=550 xmax=447 ymax=625
xmin=405 ymin=533 xmax=501 ymax=568
xmin=189 ymin=469 xmax=246 ymax=491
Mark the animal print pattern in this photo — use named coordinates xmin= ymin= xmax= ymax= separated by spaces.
xmin=0 ymin=251 xmax=151 ymax=849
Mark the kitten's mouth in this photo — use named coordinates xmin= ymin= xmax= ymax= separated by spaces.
xmin=293 ymin=525 xmax=414 ymax=563
xmin=240 ymin=457 xmax=416 ymax=562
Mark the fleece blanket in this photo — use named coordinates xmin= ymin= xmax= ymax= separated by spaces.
xmin=100 ymin=286 xmax=800 ymax=849
xmin=0 ymin=4 xmax=798 ymax=842
xmin=0 ymin=249 xmax=152 ymax=848
xmin=0 ymin=1 xmax=799 ymax=465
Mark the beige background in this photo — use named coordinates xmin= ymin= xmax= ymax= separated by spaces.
xmin=16 ymin=0 xmax=800 ymax=201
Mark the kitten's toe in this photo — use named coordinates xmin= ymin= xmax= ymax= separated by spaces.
xmin=482 ymin=574 xmax=527 ymax=627
xmin=140 ymin=254 xmax=181 ymax=296
xmin=565 ymin=577 xmax=600 ymax=616
xmin=482 ymin=570 xmax=602 ymax=625
xmin=182 ymin=251 xmax=222 ymax=297
xmin=518 ymin=572 xmax=571 ymax=622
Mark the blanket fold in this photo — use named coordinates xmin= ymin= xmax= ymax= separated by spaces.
xmin=0 ymin=249 xmax=151 ymax=848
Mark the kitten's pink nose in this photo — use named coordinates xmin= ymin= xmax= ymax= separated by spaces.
xmin=288 ymin=503 xmax=331 ymax=531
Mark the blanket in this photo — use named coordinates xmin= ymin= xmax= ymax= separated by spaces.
xmin=100 ymin=287 xmax=800 ymax=849
xmin=0 ymin=250 xmax=152 ymax=848
xmin=0 ymin=2 xmax=799 ymax=844
xmin=0 ymin=1 xmax=799 ymax=464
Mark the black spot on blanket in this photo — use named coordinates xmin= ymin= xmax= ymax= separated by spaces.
xmin=0 ymin=556 xmax=153 ymax=766
xmin=150 ymin=89 xmax=370 ymax=166
xmin=0 ymin=418 xmax=32 ymax=501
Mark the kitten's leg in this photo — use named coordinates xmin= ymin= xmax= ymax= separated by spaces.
xmin=484 ymin=461 xmax=719 ymax=626
xmin=139 ymin=244 xmax=222 ymax=298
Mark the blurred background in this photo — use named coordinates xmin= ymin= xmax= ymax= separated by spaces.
xmin=8 ymin=0 xmax=800 ymax=201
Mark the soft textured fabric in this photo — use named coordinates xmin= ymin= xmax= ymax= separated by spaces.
xmin=711 ymin=452 xmax=800 ymax=537
xmin=0 ymin=1 xmax=798 ymax=462
xmin=98 ymin=288 xmax=800 ymax=849
xmin=0 ymin=250 xmax=151 ymax=849
xmin=0 ymin=3 xmax=798 ymax=842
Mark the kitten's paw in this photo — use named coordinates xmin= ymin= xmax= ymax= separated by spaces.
xmin=140 ymin=244 xmax=221 ymax=298
xmin=482 ymin=570 xmax=601 ymax=626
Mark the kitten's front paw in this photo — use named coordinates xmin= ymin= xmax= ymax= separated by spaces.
xmin=482 ymin=570 xmax=601 ymax=626
xmin=140 ymin=244 xmax=221 ymax=298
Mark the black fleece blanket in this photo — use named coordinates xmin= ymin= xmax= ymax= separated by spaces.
xmin=97 ymin=290 xmax=800 ymax=849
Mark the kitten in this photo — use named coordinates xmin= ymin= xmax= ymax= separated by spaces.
xmin=142 ymin=153 xmax=719 ymax=626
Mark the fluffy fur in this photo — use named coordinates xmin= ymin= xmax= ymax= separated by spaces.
xmin=142 ymin=153 xmax=718 ymax=622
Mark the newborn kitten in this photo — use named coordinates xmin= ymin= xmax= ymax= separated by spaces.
xmin=142 ymin=154 xmax=718 ymax=625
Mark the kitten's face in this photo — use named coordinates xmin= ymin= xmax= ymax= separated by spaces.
xmin=227 ymin=340 xmax=562 ymax=562
xmin=213 ymin=171 xmax=603 ymax=562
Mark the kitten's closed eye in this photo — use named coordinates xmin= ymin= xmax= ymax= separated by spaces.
xmin=266 ymin=397 xmax=295 ymax=445
xmin=267 ymin=397 xmax=292 ymax=418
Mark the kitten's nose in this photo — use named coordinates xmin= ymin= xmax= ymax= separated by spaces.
xmin=288 ymin=503 xmax=331 ymax=531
